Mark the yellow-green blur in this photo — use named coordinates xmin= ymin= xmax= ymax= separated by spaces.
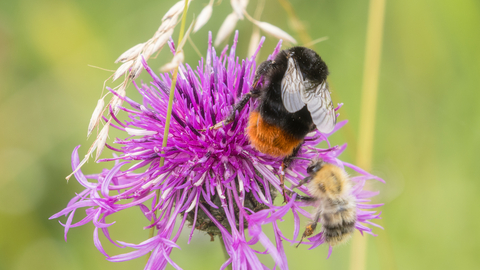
xmin=0 ymin=0 xmax=479 ymax=269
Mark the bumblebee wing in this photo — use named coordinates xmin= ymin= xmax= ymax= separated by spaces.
xmin=304 ymin=82 xmax=337 ymax=133
xmin=281 ymin=58 xmax=306 ymax=113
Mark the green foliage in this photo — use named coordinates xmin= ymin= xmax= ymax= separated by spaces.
xmin=0 ymin=0 xmax=479 ymax=269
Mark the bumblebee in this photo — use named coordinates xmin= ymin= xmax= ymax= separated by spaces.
xmin=214 ymin=47 xmax=337 ymax=199
xmin=290 ymin=160 xmax=357 ymax=247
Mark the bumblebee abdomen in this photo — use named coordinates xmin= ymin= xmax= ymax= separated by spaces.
xmin=323 ymin=223 xmax=355 ymax=246
xmin=322 ymin=209 xmax=356 ymax=246
xmin=247 ymin=111 xmax=303 ymax=157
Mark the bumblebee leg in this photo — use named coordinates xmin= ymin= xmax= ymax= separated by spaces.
xmin=293 ymin=175 xmax=313 ymax=189
xmin=208 ymin=60 xmax=272 ymax=131
xmin=286 ymin=190 xmax=315 ymax=203
xmin=280 ymin=143 xmax=303 ymax=203
xmin=225 ymin=92 xmax=256 ymax=124
xmin=210 ymin=92 xmax=253 ymax=129
xmin=283 ymin=144 xmax=303 ymax=168
xmin=296 ymin=211 xmax=321 ymax=248
xmin=252 ymin=60 xmax=274 ymax=89
xmin=280 ymin=161 xmax=288 ymax=203
xmin=280 ymin=144 xmax=303 ymax=203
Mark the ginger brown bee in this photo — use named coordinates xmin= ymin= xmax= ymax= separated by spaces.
xmin=291 ymin=160 xmax=357 ymax=247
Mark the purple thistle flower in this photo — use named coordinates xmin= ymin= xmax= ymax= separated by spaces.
xmin=51 ymin=31 xmax=384 ymax=269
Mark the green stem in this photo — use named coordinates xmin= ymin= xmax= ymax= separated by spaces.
xmin=349 ymin=0 xmax=386 ymax=269
xmin=159 ymin=66 xmax=180 ymax=168
xmin=219 ymin=235 xmax=232 ymax=270
xmin=146 ymin=0 xmax=189 ymax=262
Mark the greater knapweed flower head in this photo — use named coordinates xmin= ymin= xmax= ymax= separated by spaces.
xmin=51 ymin=31 xmax=384 ymax=270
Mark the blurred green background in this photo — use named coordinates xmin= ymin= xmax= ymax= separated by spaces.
xmin=1 ymin=0 xmax=479 ymax=269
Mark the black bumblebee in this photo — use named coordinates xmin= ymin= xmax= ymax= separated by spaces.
xmin=214 ymin=47 xmax=337 ymax=199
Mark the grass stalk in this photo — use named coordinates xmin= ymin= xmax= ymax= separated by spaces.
xmin=219 ymin=235 xmax=232 ymax=270
xmin=348 ymin=0 xmax=386 ymax=269
xmin=146 ymin=0 xmax=190 ymax=262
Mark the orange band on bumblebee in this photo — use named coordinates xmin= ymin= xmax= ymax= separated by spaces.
xmin=247 ymin=111 xmax=303 ymax=158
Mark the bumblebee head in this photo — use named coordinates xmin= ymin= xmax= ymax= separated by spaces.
xmin=307 ymin=159 xmax=325 ymax=175
xmin=286 ymin=47 xmax=329 ymax=83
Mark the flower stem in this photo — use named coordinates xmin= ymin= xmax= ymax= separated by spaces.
xmin=146 ymin=0 xmax=189 ymax=262
xmin=349 ymin=0 xmax=385 ymax=269
xmin=219 ymin=235 xmax=232 ymax=270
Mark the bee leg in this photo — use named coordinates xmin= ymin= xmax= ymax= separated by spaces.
xmin=293 ymin=175 xmax=313 ymax=189
xmin=210 ymin=91 xmax=258 ymax=130
xmin=280 ymin=161 xmax=288 ymax=203
xmin=207 ymin=61 xmax=272 ymax=131
xmin=296 ymin=211 xmax=321 ymax=248
xmin=286 ymin=190 xmax=315 ymax=203
xmin=280 ymin=144 xmax=303 ymax=203
xmin=285 ymin=175 xmax=313 ymax=203
xmin=252 ymin=60 xmax=274 ymax=89
xmin=283 ymin=144 xmax=303 ymax=168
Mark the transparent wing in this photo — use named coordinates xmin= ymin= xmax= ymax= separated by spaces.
xmin=305 ymin=82 xmax=337 ymax=133
xmin=281 ymin=57 xmax=337 ymax=133
xmin=281 ymin=58 xmax=305 ymax=113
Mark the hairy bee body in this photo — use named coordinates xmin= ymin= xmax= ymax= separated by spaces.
xmin=294 ymin=161 xmax=357 ymax=246
xmin=217 ymin=47 xmax=337 ymax=201
xmin=253 ymin=49 xmax=319 ymax=142
xmin=247 ymin=111 xmax=304 ymax=157
xmin=223 ymin=47 xmax=336 ymax=158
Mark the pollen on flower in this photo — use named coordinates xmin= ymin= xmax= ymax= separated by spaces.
xmin=50 ymin=31 xmax=383 ymax=270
